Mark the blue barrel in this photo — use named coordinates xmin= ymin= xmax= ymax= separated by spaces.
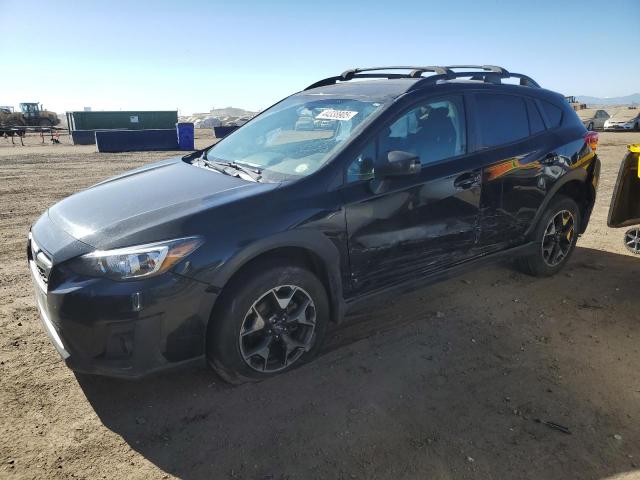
xmin=176 ymin=122 xmax=194 ymax=150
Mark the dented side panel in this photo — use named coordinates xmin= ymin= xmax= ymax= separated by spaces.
xmin=478 ymin=129 xmax=595 ymax=249
xmin=342 ymin=155 xmax=482 ymax=296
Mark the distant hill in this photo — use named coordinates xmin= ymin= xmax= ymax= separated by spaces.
xmin=209 ymin=107 xmax=256 ymax=118
xmin=179 ymin=106 xmax=259 ymax=128
xmin=575 ymin=93 xmax=640 ymax=105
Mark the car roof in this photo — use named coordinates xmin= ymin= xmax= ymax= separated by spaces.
xmin=302 ymin=78 xmax=565 ymax=105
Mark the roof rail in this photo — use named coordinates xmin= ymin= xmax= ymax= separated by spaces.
xmin=446 ymin=65 xmax=508 ymax=74
xmin=304 ymin=65 xmax=540 ymax=90
xmin=434 ymin=65 xmax=540 ymax=87
xmin=304 ymin=66 xmax=450 ymax=90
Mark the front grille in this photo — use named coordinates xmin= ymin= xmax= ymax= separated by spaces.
xmin=35 ymin=262 xmax=49 ymax=286
xmin=29 ymin=235 xmax=52 ymax=291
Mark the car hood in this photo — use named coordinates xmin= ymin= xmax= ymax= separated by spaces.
xmin=47 ymin=156 xmax=278 ymax=249
xmin=609 ymin=112 xmax=638 ymax=122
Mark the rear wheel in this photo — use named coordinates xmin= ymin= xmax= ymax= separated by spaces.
xmin=515 ymin=196 xmax=581 ymax=277
xmin=207 ymin=263 xmax=329 ymax=384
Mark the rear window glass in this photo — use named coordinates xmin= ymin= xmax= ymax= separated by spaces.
xmin=475 ymin=94 xmax=529 ymax=148
xmin=540 ymin=101 xmax=563 ymax=128
xmin=526 ymin=99 xmax=545 ymax=134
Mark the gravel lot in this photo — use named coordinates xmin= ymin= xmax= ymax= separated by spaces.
xmin=1 ymin=131 xmax=639 ymax=480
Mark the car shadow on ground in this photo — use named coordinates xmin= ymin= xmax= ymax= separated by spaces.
xmin=77 ymin=247 xmax=640 ymax=480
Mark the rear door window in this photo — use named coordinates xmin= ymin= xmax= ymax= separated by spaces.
xmin=475 ymin=94 xmax=529 ymax=148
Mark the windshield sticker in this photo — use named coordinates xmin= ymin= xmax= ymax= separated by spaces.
xmin=316 ymin=109 xmax=358 ymax=121
xmin=295 ymin=163 xmax=309 ymax=174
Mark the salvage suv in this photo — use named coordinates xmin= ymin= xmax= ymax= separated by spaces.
xmin=28 ymin=65 xmax=600 ymax=383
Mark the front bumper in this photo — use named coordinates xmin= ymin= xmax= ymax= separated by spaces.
xmin=28 ymin=238 xmax=217 ymax=379
xmin=604 ymin=124 xmax=635 ymax=131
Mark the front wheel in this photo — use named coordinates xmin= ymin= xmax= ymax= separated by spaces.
xmin=207 ymin=263 xmax=329 ymax=384
xmin=624 ymin=227 xmax=640 ymax=254
xmin=515 ymin=196 xmax=581 ymax=277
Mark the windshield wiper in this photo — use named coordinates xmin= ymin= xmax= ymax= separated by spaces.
xmin=229 ymin=161 xmax=262 ymax=177
xmin=200 ymin=157 xmax=262 ymax=182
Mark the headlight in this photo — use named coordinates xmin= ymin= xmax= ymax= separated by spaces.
xmin=70 ymin=237 xmax=203 ymax=280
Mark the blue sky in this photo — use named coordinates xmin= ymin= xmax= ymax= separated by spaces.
xmin=3 ymin=0 xmax=639 ymax=114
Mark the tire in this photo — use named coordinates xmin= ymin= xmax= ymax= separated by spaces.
xmin=515 ymin=196 xmax=581 ymax=277
xmin=587 ymin=122 xmax=594 ymax=131
xmin=39 ymin=118 xmax=52 ymax=127
xmin=206 ymin=262 xmax=329 ymax=384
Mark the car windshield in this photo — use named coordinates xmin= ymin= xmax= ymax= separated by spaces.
xmin=204 ymin=95 xmax=385 ymax=181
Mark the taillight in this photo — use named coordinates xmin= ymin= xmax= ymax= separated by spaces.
xmin=584 ymin=131 xmax=598 ymax=152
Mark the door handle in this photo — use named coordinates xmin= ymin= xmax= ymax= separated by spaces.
xmin=454 ymin=171 xmax=480 ymax=190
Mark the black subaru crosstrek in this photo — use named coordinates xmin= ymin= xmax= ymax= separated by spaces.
xmin=28 ymin=65 xmax=600 ymax=383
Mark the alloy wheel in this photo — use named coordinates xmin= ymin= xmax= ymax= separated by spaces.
xmin=542 ymin=210 xmax=575 ymax=267
xmin=624 ymin=227 xmax=640 ymax=254
xmin=239 ymin=285 xmax=317 ymax=372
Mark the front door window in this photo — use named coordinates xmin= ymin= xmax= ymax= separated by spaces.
xmin=381 ymin=97 xmax=466 ymax=165
xmin=346 ymin=96 xmax=466 ymax=183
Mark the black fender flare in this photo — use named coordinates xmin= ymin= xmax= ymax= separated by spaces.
xmin=523 ymin=165 xmax=593 ymax=238
xmin=209 ymin=229 xmax=346 ymax=323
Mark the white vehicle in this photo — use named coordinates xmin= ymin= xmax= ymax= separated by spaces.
xmin=576 ymin=109 xmax=609 ymax=130
xmin=604 ymin=107 xmax=640 ymax=131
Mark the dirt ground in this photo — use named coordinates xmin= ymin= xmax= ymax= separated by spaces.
xmin=1 ymin=131 xmax=639 ymax=480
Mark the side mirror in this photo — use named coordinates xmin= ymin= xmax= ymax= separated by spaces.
xmin=376 ymin=150 xmax=421 ymax=178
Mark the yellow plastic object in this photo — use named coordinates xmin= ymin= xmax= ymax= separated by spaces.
xmin=632 ymin=145 xmax=640 ymax=178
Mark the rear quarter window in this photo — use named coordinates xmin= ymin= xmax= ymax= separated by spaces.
xmin=540 ymin=100 xmax=563 ymax=128
xmin=475 ymin=93 xmax=529 ymax=148
xmin=526 ymin=98 xmax=545 ymax=134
